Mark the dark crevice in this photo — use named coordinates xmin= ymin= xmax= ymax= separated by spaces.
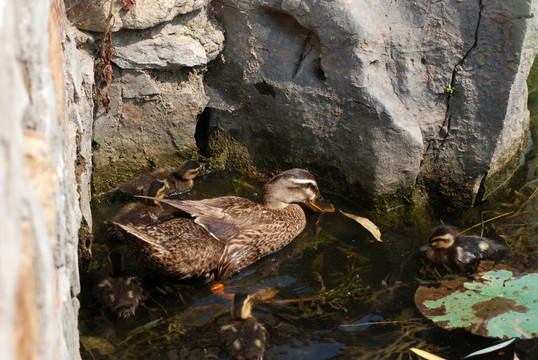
xmin=473 ymin=171 xmax=489 ymax=204
xmin=195 ymin=107 xmax=212 ymax=157
xmin=254 ymin=80 xmax=276 ymax=97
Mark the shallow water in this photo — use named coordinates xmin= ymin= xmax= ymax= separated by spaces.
xmin=80 ymin=63 xmax=538 ymax=359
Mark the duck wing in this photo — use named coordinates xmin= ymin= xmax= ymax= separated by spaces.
xmin=216 ymin=207 xmax=307 ymax=277
xmin=112 ymin=218 xmax=224 ymax=278
xmin=146 ymin=196 xmax=274 ymax=242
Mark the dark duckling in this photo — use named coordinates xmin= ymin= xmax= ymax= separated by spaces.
xmin=220 ymin=293 xmax=268 ymax=360
xmin=97 ymin=249 xmax=144 ymax=318
xmin=117 ymin=159 xmax=201 ymax=196
xmin=420 ymin=225 xmax=507 ymax=272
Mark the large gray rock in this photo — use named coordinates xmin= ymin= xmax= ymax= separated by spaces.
xmin=204 ymin=0 xmax=538 ymax=208
xmin=112 ymin=10 xmax=224 ymax=69
xmin=65 ymin=0 xmax=210 ymax=32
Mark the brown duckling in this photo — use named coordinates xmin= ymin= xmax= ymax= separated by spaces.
xmin=111 ymin=180 xmax=172 ymax=227
xmin=112 ymin=168 xmax=334 ymax=280
xmin=420 ymin=225 xmax=507 ymax=272
xmin=97 ymin=249 xmax=144 ymax=318
xmin=219 ymin=293 xmax=268 ymax=360
xmin=117 ymin=159 xmax=201 ymax=196
xmin=107 ymin=180 xmax=180 ymax=242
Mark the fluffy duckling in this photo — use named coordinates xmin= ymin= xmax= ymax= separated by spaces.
xmin=112 ymin=168 xmax=334 ymax=280
xmin=117 ymin=159 xmax=200 ymax=196
xmin=420 ymin=225 xmax=507 ymax=272
xmin=107 ymin=180 xmax=179 ymax=242
xmin=111 ymin=180 xmax=172 ymax=227
xmin=220 ymin=293 xmax=268 ymax=360
xmin=97 ymin=249 xmax=144 ymax=318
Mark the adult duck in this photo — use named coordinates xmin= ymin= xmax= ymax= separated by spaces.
xmin=112 ymin=168 xmax=334 ymax=280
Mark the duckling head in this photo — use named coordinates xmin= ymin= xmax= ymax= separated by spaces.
xmin=262 ymin=168 xmax=334 ymax=212
xmin=146 ymin=180 xmax=167 ymax=205
xmin=231 ymin=293 xmax=252 ymax=320
xmin=173 ymin=160 xmax=201 ymax=181
xmin=421 ymin=225 xmax=458 ymax=251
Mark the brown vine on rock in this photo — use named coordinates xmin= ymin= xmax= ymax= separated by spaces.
xmin=95 ymin=1 xmax=135 ymax=113
xmin=95 ymin=0 xmax=116 ymax=113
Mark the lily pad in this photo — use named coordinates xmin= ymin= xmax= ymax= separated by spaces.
xmin=415 ymin=262 xmax=538 ymax=339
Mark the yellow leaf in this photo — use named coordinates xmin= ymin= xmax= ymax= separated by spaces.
xmin=409 ymin=348 xmax=447 ymax=360
xmin=339 ymin=210 xmax=382 ymax=242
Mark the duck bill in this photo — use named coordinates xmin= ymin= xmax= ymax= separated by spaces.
xmin=305 ymin=194 xmax=335 ymax=213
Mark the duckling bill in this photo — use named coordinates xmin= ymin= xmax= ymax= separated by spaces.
xmin=112 ymin=168 xmax=333 ymax=280
xmin=421 ymin=225 xmax=507 ymax=272
xmin=220 ymin=293 xmax=268 ymax=360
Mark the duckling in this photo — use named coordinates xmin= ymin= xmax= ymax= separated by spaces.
xmin=107 ymin=180 xmax=180 ymax=242
xmin=219 ymin=293 xmax=268 ymax=360
xmin=420 ymin=225 xmax=507 ymax=272
xmin=97 ymin=249 xmax=144 ymax=318
xmin=117 ymin=159 xmax=200 ymax=196
xmin=112 ymin=168 xmax=334 ymax=280
xmin=111 ymin=180 xmax=173 ymax=226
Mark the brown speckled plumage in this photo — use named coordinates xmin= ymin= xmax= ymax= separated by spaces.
xmin=107 ymin=180 xmax=177 ymax=241
xmin=112 ymin=169 xmax=332 ymax=280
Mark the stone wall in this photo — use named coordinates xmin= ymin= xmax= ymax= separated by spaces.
xmin=0 ymin=0 xmax=92 ymax=359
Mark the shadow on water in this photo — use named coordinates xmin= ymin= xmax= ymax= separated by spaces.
xmin=80 ymin=61 xmax=538 ymax=359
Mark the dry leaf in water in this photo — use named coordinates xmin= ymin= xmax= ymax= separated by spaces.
xmin=409 ymin=348 xmax=447 ymax=360
xmin=463 ymin=338 xmax=515 ymax=358
xmin=339 ymin=210 xmax=382 ymax=242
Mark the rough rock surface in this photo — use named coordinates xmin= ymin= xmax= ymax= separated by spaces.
xmin=87 ymin=5 xmax=224 ymax=193
xmin=65 ymin=0 xmax=210 ymax=32
xmin=0 ymin=1 xmax=93 ymax=359
xmin=112 ymin=10 xmax=224 ymax=70
xmin=203 ymin=0 xmax=538 ymax=208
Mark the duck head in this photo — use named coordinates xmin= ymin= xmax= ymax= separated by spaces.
xmin=262 ymin=168 xmax=334 ymax=212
